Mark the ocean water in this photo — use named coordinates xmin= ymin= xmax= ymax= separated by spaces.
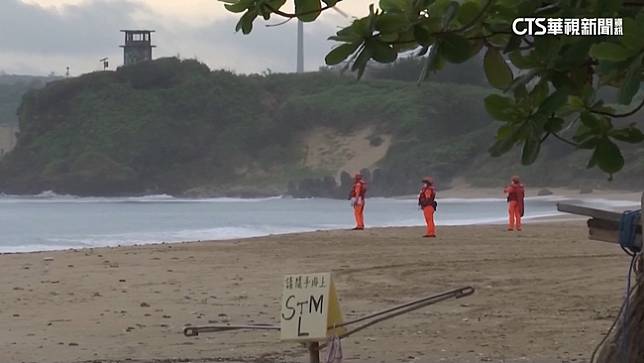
xmin=0 ymin=192 xmax=638 ymax=253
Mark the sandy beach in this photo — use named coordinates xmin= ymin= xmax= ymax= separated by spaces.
xmin=0 ymin=221 xmax=633 ymax=363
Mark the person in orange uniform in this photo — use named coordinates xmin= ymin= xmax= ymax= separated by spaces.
xmin=504 ymin=176 xmax=525 ymax=231
xmin=348 ymin=174 xmax=367 ymax=230
xmin=418 ymin=177 xmax=437 ymax=238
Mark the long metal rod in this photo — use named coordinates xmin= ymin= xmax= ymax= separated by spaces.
xmin=334 ymin=286 xmax=473 ymax=329
xmin=183 ymin=286 xmax=474 ymax=338
xmin=184 ymin=324 xmax=279 ymax=336
xmin=321 ymin=286 xmax=474 ymax=347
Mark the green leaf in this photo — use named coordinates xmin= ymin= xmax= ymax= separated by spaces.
xmin=351 ymin=45 xmax=373 ymax=79
xmin=368 ymin=39 xmax=398 ymax=63
xmin=580 ymin=111 xmax=603 ymax=131
xmin=558 ymin=40 xmax=593 ymax=68
xmin=329 ymin=22 xmax=365 ymax=42
xmin=529 ymin=80 xmax=549 ymax=107
xmin=591 ymin=137 xmax=624 ymax=174
xmin=379 ymin=0 xmax=407 ymax=12
xmin=488 ymin=1 xmax=516 ymax=23
xmin=484 ymin=48 xmax=513 ymax=89
xmin=457 ymin=1 xmax=481 ymax=26
xmin=618 ymin=54 xmax=643 ymax=105
xmin=413 ymin=25 xmax=432 ymax=46
xmin=516 ymin=0 xmax=538 ymax=14
xmin=536 ymin=88 xmax=568 ymax=116
xmin=568 ymin=95 xmax=585 ymax=110
xmin=506 ymin=70 xmax=538 ymax=98
xmin=440 ymin=1 xmax=459 ymax=28
xmin=508 ymin=50 xmax=536 ymax=69
xmin=224 ymin=0 xmax=252 ymax=13
xmin=235 ymin=10 xmax=258 ymax=34
xmin=620 ymin=17 xmax=644 ymax=51
xmin=295 ymin=0 xmax=322 ymax=22
xmin=589 ymin=42 xmax=634 ymax=62
xmin=533 ymin=37 xmax=560 ymax=60
xmin=433 ymin=52 xmax=447 ymax=70
xmin=610 ymin=126 xmax=644 ymax=143
xmin=595 ymin=0 xmax=621 ymax=13
xmin=484 ymin=94 xmax=517 ymax=122
xmin=440 ymin=34 xmax=471 ymax=63
xmin=428 ymin=0 xmax=451 ymax=22
xmin=544 ymin=117 xmax=565 ymax=133
xmin=513 ymin=83 xmax=527 ymax=99
xmin=325 ymin=42 xmax=361 ymax=65
xmin=496 ymin=124 xmax=514 ymax=139
xmin=376 ymin=14 xmax=409 ymax=33
xmin=578 ymin=137 xmax=598 ymax=150
xmin=521 ymin=134 xmax=541 ymax=165
xmin=418 ymin=44 xmax=440 ymax=82
xmin=489 ymin=128 xmax=519 ymax=157
xmin=392 ymin=28 xmax=417 ymax=52
xmin=503 ymin=35 xmax=522 ymax=53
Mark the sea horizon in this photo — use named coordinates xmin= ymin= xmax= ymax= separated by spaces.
xmin=0 ymin=192 xmax=638 ymax=253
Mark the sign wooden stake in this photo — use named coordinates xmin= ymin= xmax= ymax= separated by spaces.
xmin=280 ymin=272 xmax=345 ymax=342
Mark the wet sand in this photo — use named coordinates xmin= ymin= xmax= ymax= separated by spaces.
xmin=0 ymin=222 xmax=632 ymax=363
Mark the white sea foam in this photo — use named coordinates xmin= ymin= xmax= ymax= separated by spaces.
xmin=0 ymin=194 xmax=636 ymax=253
xmin=0 ymin=192 xmax=284 ymax=204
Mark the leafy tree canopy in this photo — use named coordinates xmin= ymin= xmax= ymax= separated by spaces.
xmin=225 ymin=0 xmax=644 ymax=178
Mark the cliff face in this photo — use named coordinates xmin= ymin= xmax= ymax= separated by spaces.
xmin=0 ymin=125 xmax=17 ymax=156
xmin=0 ymin=58 xmax=640 ymax=197
xmin=0 ymin=74 xmax=59 ymax=126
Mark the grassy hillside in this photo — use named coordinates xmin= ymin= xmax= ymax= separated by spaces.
xmin=0 ymin=58 xmax=641 ymax=196
xmin=0 ymin=74 xmax=59 ymax=125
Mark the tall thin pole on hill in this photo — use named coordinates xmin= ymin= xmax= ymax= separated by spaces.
xmin=297 ymin=20 xmax=304 ymax=73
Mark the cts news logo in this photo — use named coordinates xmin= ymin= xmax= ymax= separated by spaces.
xmin=512 ymin=18 xmax=624 ymax=36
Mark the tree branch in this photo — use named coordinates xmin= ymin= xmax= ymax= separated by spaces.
xmin=540 ymin=132 xmax=551 ymax=143
xmin=467 ymin=30 xmax=515 ymax=40
xmin=266 ymin=17 xmax=293 ymax=27
xmin=589 ymin=97 xmax=644 ymax=118
xmin=551 ymin=131 xmax=580 ymax=147
xmin=452 ymin=0 xmax=493 ymax=32
xmin=262 ymin=2 xmax=338 ymax=19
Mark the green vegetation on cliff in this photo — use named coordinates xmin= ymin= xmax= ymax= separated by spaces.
xmin=0 ymin=58 xmax=641 ymax=196
xmin=0 ymin=74 xmax=58 ymax=125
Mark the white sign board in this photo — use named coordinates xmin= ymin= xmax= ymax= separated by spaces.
xmin=280 ymin=272 xmax=344 ymax=342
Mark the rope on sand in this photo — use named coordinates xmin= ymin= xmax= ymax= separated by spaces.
xmin=324 ymin=336 xmax=342 ymax=363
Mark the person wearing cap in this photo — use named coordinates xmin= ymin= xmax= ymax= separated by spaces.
xmin=504 ymin=175 xmax=525 ymax=231
xmin=348 ymin=173 xmax=367 ymax=230
xmin=418 ymin=177 xmax=437 ymax=237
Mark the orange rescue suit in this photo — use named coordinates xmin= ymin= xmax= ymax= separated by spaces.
xmin=505 ymin=183 xmax=525 ymax=231
xmin=349 ymin=179 xmax=366 ymax=229
xmin=418 ymin=185 xmax=436 ymax=237
xmin=349 ymin=179 xmax=367 ymax=229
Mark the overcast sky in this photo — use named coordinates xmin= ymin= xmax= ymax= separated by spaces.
xmin=0 ymin=0 xmax=372 ymax=76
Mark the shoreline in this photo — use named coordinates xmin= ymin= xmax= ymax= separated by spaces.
xmin=1 ymin=187 xmax=642 ymax=201
xmin=0 ymin=212 xmax=581 ymax=255
xmin=2 ymin=190 xmax=640 ymax=254
xmin=0 ymin=222 xmax=632 ymax=363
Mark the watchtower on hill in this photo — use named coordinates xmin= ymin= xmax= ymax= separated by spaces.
xmin=120 ymin=30 xmax=155 ymax=66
